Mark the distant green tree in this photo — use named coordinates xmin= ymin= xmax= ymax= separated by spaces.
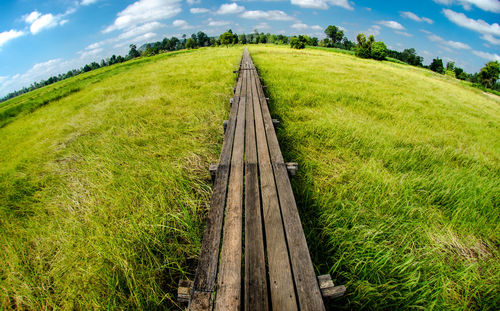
xmin=197 ymin=31 xmax=209 ymax=47
xmin=478 ymin=61 xmax=500 ymax=89
xmin=430 ymin=58 xmax=445 ymax=74
xmin=355 ymin=33 xmax=374 ymax=59
xmin=290 ymin=35 xmax=307 ymax=49
xmin=128 ymin=44 xmax=140 ymax=59
xmin=324 ymin=25 xmax=344 ymax=45
xmin=446 ymin=61 xmax=455 ymax=71
xmin=239 ymin=33 xmax=247 ymax=44
xmin=370 ymin=41 xmax=387 ymax=60
xmin=454 ymin=67 xmax=465 ymax=79
xmin=186 ymin=38 xmax=196 ymax=49
xmin=320 ymin=38 xmax=331 ymax=47
xmin=219 ymin=29 xmax=237 ymax=46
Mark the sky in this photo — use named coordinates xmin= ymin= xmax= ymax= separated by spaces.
xmin=0 ymin=0 xmax=499 ymax=97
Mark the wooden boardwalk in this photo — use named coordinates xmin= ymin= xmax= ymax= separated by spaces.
xmin=181 ymin=49 xmax=345 ymax=310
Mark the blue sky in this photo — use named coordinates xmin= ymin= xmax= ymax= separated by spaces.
xmin=0 ymin=0 xmax=499 ymax=97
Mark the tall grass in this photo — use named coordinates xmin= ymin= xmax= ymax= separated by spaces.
xmin=0 ymin=46 xmax=243 ymax=309
xmin=250 ymin=45 xmax=499 ymax=310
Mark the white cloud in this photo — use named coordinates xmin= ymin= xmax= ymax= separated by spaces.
xmin=472 ymin=50 xmax=500 ymax=61
xmin=290 ymin=0 xmax=354 ymax=10
xmin=365 ymin=25 xmax=381 ymax=36
xmin=29 ymin=13 xmax=59 ymax=34
xmin=217 ymin=3 xmax=245 ymax=14
xmin=434 ymin=0 xmax=500 ymax=13
xmin=443 ymin=9 xmax=500 ymax=37
xmin=240 ymin=10 xmax=295 ymax=21
xmin=104 ymin=0 xmax=182 ymax=33
xmin=291 ymin=22 xmax=323 ymax=31
xmin=427 ymin=33 xmax=471 ymax=49
xmin=207 ymin=19 xmax=230 ymax=27
xmin=395 ymin=31 xmax=413 ymax=37
xmin=481 ymin=33 xmax=500 ymax=44
xmin=78 ymin=47 xmax=104 ymax=59
xmin=81 ymin=0 xmax=99 ymax=5
xmin=190 ymin=7 xmax=210 ymax=14
xmin=0 ymin=29 xmax=25 ymax=47
xmin=254 ymin=22 xmax=270 ymax=30
xmin=400 ymin=11 xmax=433 ymax=24
xmin=172 ymin=19 xmax=192 ymax=29
xmin=23 ymin=9 xmax=73 ymax=34
xmin=119 ymin=21 xmax=165 ymax=39
xmin=24 ymin=11 xmax=41 ymax=23
xmin=378 ymin=20 xmax=405 ymax=30
xmin=187 ymin=0 xmax=201 ymax=4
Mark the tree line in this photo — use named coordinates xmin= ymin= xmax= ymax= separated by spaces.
xmin=290 ymin=24 xmax=499 ymax=93
xmin=2 ymin=28 xmax=498 ymax=102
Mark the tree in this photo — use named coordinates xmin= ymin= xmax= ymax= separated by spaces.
xmin=186 ymin=37 xmax=196 ymax=49
xmin=239 ymin=33 xmax=247 ymax=44
xmin=430 ymin=58 xmax=444 ymax=74
xmin=355 ymin=33 xmax=374 ymax=59
xmin=290 ymin=35 xmax=307 ymax=49
xmin=370 ymin=41 xmax=387 ymax=60
xmin=401 ymin=48 xmax=423 ymax=66
xmin=197 ymin=31 xmax=209 ymax=47
xmin=478 ymin=61 xmax=500 ymax=89
xmin=219 ymin=29 xmax=237 ymax=46
xmin=446 ymin=61 xmax=455 ymax=71
xmin=454 ymin=67 xmax=465 ymax=79
xmin=324 ymin=25 xmax=344 ymax=45
xmin=128 ymin=44 xmax=140 ymax=59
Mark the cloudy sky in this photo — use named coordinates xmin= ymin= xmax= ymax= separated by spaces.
xmin=0 ymin=0 xmax=499 ymax=97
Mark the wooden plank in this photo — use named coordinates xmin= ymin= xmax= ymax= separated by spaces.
xmin=190 ymin=54 xmax=246 ymax=311
xmin=214 ymin=69 xmax=247 ymax=311
xmin=250 ymin=67 xmax=298 ymax=311
xmin=251 ymin=55 xmax=326 ymax=311
xmin=244 ymin=65 xmax=269 ymax=311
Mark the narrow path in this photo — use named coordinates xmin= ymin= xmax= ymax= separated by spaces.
xmin=185 ymin=49 xmax=344 ymax=310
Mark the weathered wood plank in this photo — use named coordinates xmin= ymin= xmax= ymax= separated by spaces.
xmin=250 ymin=67 xmax=298 ymax=311
xmin=251 ymin=54 xmax=326 ymax=311
xmin=190 ymin=54 xmax=245 ymax=311
xmin=244 ymin=65 xmax=269 ymax=311
xmin=214 ymin=77 xmax=247 ymax=310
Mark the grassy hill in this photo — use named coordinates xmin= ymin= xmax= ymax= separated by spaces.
xmin=1 ymin=45 xmax=498 ymax=310
xmin=250 ymin=45 xmax=499 ymax=310
xmin=0 ymin=46 xmax=243 ymax=309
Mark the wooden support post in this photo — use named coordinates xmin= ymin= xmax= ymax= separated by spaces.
xmin=317 ymin=275 xmax=346 ymax=299
xmin=209 ymin=163 xmax=218 ymax=183
xmin=234 ymin=86 xmax=236 ymax=93
xmin=230 ymin=97 xmax=234 ymax=106
xmin=178 ymin=279 xmax=193 ymax=304
xmin=286 ymin=162 xmax=298 ymax=176
xmin=223 ymin=120 xmax=228 ymax=133
xmin=272 ymin=119 xmax=280 ymax=128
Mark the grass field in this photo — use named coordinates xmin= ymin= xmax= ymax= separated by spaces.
xmin=0 ymin=46 xmax=243 ymax=309
xmin=250 ymin=45 xmax=499 ymax=310
xmin=1 ymin=44 xmax=498 ymax=310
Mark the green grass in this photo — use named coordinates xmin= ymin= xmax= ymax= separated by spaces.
xmin=250 ymin=45 xmax=499 ymax=310
xmin=0 ymin=50 xmax=196 ymax=128
xmin=1 ymin=44 xmax=499 ymax=310
xmin=0 ymin=46 xmax=243 ymax=309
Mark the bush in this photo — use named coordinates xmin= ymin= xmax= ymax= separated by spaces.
xmin=430 ymin=58 xmax=444 ymax=74
xmin=290 ymin=35 xmax=307 ymax=49
xmin=370 ymin=41 xmax=387 ymax=60
xmin=355 ymin=33 xmax=386 ymax=61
